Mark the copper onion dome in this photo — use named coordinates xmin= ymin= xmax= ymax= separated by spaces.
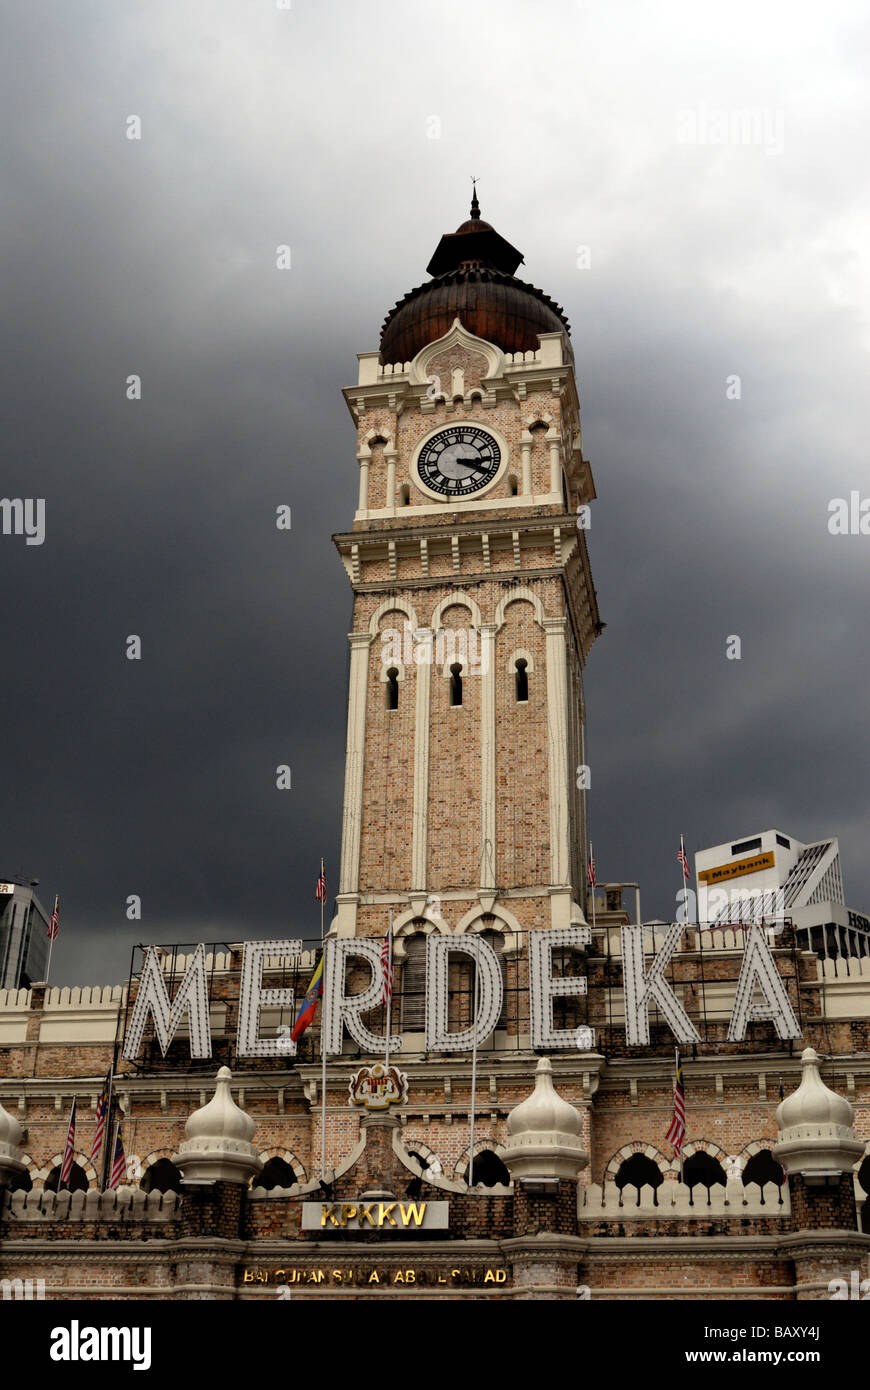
xmin=379 ymin=193 xmax=571 ymax=365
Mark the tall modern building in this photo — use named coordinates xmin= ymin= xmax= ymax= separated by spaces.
xmin=0 ymin=879 xmax=49 ymax=990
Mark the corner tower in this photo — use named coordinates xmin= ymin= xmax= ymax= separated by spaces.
xmin=332 ymin=196 xmax=601 ymax=955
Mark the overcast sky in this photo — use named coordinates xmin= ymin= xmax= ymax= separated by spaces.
xmin=1 ymin=0 xmax=868 ymax=984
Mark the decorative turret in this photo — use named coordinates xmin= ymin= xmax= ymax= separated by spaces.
xmin=773 ymin=1047 xmax=865 ymax=1182
xmin=379 ymin=196 xmax=571 ymax=365
xmin=0 ymin=1096 xmax=26 ymax=1190
xmin=500 ymin=1057 xmax=588 ymax=1183
xmin=173 ymin=1066 xmax=261 ymax=1186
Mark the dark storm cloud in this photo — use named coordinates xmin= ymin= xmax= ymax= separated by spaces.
xmin=1 ymin=0 xmax=867 ymax=982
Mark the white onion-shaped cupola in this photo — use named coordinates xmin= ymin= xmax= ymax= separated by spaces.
xmin=499 ymin=1057 xmax=588 ymax=1182
xmin=0 ymin=1097 xmax=26 ymax=1189
xmin=773 ymin=1047 xmax=865 ymax=1180
xmin=173 ymin=1066 xmax=262 ymax=1185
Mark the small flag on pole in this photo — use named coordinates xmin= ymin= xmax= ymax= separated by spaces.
xmin=109 ymin=1123 xmax=127 ymax=1188
xmin=315 ymin=868 xmax=327 ymax=903
xmin=677 ymin=840 xmax=691 ymax=881
xmin=380 ymin=924 xmax=394 ymax=1006
xmin=665 ymin=1050 xmax=686 ymax=1155
xmin=587 ymin=853 xmax=596 ymax=888
xmin=60 ymin=1098 xmax=77 ymax=1186
xmin=48 ymin=895 xmax=60 ymax=940
xmin=290 ymin=956 xmax=324 ymax=1042
xmin=89 ymin=1070 xmax=111 ymax=1164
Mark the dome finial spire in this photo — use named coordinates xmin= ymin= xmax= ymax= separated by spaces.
xmin=470 ymin=175 xmax=481 ymax=220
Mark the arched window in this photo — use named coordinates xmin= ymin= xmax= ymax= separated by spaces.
xmin=515 ymin=657 xmax=528 ymax=702
xmin=258 ymin=1157 xmax=297 ymax=1191
xmin=615 ymin=1153 xmax=662 ymax=1204
xmin=449 ymin=663 xmax=463 ymax=707
xmin=385 ymin=667 xmax=399 ymax=710
xmin=140 ymin=1158 xmax=182 ymax=1194
xmin=683 ymin=1151 xmax=726 ymax=1203
xmin=399 ymin=484 xmax=410 ymax=505
xmin=45 ymin=1162 xmax=89 ymax=1194
xmin=469 ymin=1149 xmax=510 ymax=1188
xmin=7 ymin=1167 xmax=32 ymax=1193
xmin=401 ymin=931 xmax=428 ymax=1030
xmin=507 ymin=473 xmax=519 ymax=496
xmin=742 ymin=1149 xmax=785 ymax=1192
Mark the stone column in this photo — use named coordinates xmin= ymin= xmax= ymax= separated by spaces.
xmin=543 ymin=616 xmax=570 ymax=890
xmin=172 ymin=1068 xmax=262 ymax=1300
xmin=774 ymin=1047 xmax=870 ymax=1299
xmin=338 ymin=631 xmax=373 ymax=907
xmin=500 ymin=1058 xmax=588 ymax=1300
xmin=478 ymin=623 xmax=497 ymax=892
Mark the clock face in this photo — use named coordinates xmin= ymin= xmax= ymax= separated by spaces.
xmin=415 ymin=425 xmax=501 ymax=498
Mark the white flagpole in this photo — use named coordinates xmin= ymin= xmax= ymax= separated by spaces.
xmin=468 ymin=955 xmax=480 ymax=1189
xmin=679 ymin=834 xmax=689 ymax=925
xmin=385 ymin=906 xmax=393 ymax=1070
xmin=319 ymin=859 xmax=328 ymax=1184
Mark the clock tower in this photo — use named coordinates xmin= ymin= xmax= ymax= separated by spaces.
xmin=332 ymin=194 xmax=601 ymax=989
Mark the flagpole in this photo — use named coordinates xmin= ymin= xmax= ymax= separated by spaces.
xmin=46 ymin=894 xmax=58 ymax=985
xmin=675 ymin=1046 xmax=684 ymax=1184
xmin=100 ymin=1064 xmax=115 ymax=1191
xmin=109 ymin=1119 xmax=120 ymax=1188
xmin=589 ymin=843 xmax=596 ymax=934
xmin=385 ymin=906 xmax=393 ymax=1070
xmin=468 ymin=955 xmax=480 ymax=1189
xmin=319 ymin=858 xmax=328 ymax=1185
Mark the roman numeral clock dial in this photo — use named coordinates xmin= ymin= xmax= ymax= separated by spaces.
xmin=414 ymin=425 xmax=502 ymax=499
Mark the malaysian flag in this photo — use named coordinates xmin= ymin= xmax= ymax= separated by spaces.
xmin=89 ymin=1069 xmax=111 ymax=1164
xmin=380 ymin=924 xmax=394 ymax=1006
xmin=48 ymin=894 xmax=59 ymax=940
xmin=109 ymin=1123 xmax=127 ymax=1189
xmin=60 ymin=1097 xmax=77 ymax=1187
xmin=677 ymin=842 xmax=691 ymax=881
xmin=665 ymin=1051 xmax=686 ymax=1155
xmin=315 ymin=866 xmax=327 ymax=903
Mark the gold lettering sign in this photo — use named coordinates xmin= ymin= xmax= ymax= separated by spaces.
xmin=698 ymin=851 xmax=775 ymax=885
xmin=320 ymin=1201 xmax=427 ymax=1228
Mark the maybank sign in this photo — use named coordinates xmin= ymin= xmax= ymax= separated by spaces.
xmin=121 ymin=922 xmax=803 ymax=1064
xmin=698 ymin=851 xmax=775 ymax=885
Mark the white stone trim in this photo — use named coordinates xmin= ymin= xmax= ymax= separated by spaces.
xmin=455 ymin=903 xmax=522 ymax=957
xmin=408 ymin=318 xmax=506 ymax=387
xmin=603 ymin=1143 xmax=669 ymax=1185
xmin=494 ymin=587 xmax=545 ymax=630
xmin=544 ymin=616 xmax=570 ymax=889
xmin=411 ymin=642 xmax=430 ymax=893
xmin=391 ymin=909 xmax=451 ymax=962
xmin=429 ymin=591 xmax=483 ymax=629
xmin=479 ymin=623 xmax=497 ymax=892
xmin=506 ymin=647 xmax=535 ymax=675
xmin=367 ymin=596 xmax=419 ymax=636
xmin=338 ymin=632 xmax=372 ymax=898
